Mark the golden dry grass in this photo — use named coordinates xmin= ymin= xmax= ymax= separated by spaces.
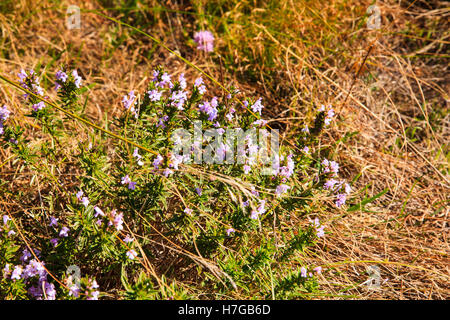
xmin=0 ymin=0 xmax=448 ymax=299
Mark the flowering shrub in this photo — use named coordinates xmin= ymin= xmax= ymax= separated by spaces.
xmin=0 ymin=65 xmax=354 ymax=300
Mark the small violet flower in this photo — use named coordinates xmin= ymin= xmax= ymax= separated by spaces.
xmin=193 ymin=30 xmax=215 ymax=52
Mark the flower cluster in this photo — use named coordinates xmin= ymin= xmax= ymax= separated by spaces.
xmin=250 ymin=97 xmax=264 ymax=115
xmin=321 ymin=159 xmax=352 ymax=208
xmin=133 ymin=148 xmax=144 ymax=166
xmin=250 ymin=199 xmax=266 ymax=220
xmin=1 ymin=214 xmax=16 ymax=237
xmin=76 ymin=190 xmax=124 ymax=232
xmin=3 ymin=248 xmax=56 ymax=300
xmin=300 ymin=265 xmax=322 ymax=278
xmin=75 ymin=189 xmax=137 ymax=262
xmin=121 ymin=175 xmax=136 ymax=190
xmin=194 ymin=77 xmax=206 ymax=94
xmin=122 ymin=90 xmax=138 ymax=118
xmin=318 ymin=104 xmax=335 ymax=126
xmin=85 ymin=279 xmax=100 ymax=300
xmin=18 ymin=69 xmax=44 ymax=100
xmin=198 ymin=96 xmax=219 ymax=121
xmin=193 ymin=30 xmax=215 ymax=52
xmin=0 ymin=104 xmax=10 ymax=135
xmin=310 ymin=218 xmax=325 ymax=238
xmin=54 ymin=69 xmax=83 ymax=92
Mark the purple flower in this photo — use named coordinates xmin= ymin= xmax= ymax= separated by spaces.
xmin=111 ymin=210 xmax=124 ymax=231
xmin=302 ymin=125 xmax=310 ymax=134
xmin=49 ymin=217 xmax=59 ymax=227
xmin=11 ymin=265 xmax=23 ymax=280
xmin=313 ymin=266 xmax=322 ymax=274
xmin=152 ymin=70 xmax=159 ymax=82
xmin=18 ymin=69 xmax=28 ymax=81
xmin=194 ymin=77 xmax=204 ymax=87
xmin=55 ymin=70 xmax=68 ymax=83
xmin=69 ymin=284 xmax=80 ymax=298
xmin=157 ymin=72 xmax=172 ymax=88
xmin=319 ymin=104 xmax=334 ymax=126
xmin=324 ymin=178 xmax=339 ymax=190
xmin=310 ymin=218 xmax=325 ymax=238
xmin=153 ymin=155 xmax=164 ymax=169
xmin=198 ymin=99 xmax=218 ymax=121
xmin=275 ymin=184 xmax=290 ymax=197
xmin=156 ymin=115 xmax=169 ymax=129
xmin=148 ymin=89 xmax=162 ymax=102
xmin=335 ymin=193 xmax=346 ymax=208
xmin=0 ymin=105 xmax=11 ymax=121
xmin=344 ymin=183 xmax=352 ymax=195
xmin=123 ymin=235 xmax=134 ymax=243
xmin=250 ymin=211 xmax=259 ymax=220
xmin=316 ymin=225 xmax=325 ymax=238
xmin=121 ymin=175 xmax=136 ymax=190
xmin=252 ymin=119 xmax=267 ymax=127
xmin=94 ymin=206 xmax=105 ymax=217
xmin=197 ymin=85 xmax=206 ymax=95
xmin=300 ymin=267 xmax=307 ymax=278
xmin=257 ymin=200 xmax=266 ymax=214
xmin=50 ymin=238 xmax=59 ymax=247
xmin=250 ymin=98 xmax=264 ymax=115
xmin=32 ymin=101 xmax=46 ymax=112
xmin=88 ymin=290 xmax=100 ymax=300
xmin=23 ymin=259 xmax=46 ymax=280
xmin=170 ymin=90 xmax=188 ymax=110
xmin=122 ymin=90 xmax=138 ymax=118
xmin=184 ymin=207 xmax=193 ymax=215
xmin=133 ymin=148 xmax=144 ymax=166
xmin=126 ymin=249 xmax=138 ymax=260
xmin=81 ymin=197 xmax=90 ymax=207
xmin=226 ymin=228 xmax=235 ymax=236
xmin=75 ymin=190 xmax=84 ymax=201
xmin=59 ymin=226 xmax=69 ymax=237
xmin=90 ymin=279 xmax=99 ymax=290
xmin=322 ymin=158 xmax=339 ymax=176
xmin=195 ymin=187 xmax=202 ymax=196
xmin=128 ymin=181 xmax=136 ymax=190
xmin=72 ymin=69 xmax=82 ymax=88
xmin=3 ymin=215 xmax=11 ymax=225
xmin=21 ymin=248 xmax=32 ymax=263
xmin=193 ymin=30 xmax=215 ymax=52
xmin=3 ymin=264 xmax=11 ymax=278
xmin=178 ymin=73 xmax=187 ymax=89
xmin=194 ymin=77 xmax=206 ymax=94
xmin=44 ymin=282 xmax=56 ymax=300
xmin=121 ymin=175 xmax=131 ymax=184
xmin=329 ymin=161 xmax=339 ymax=175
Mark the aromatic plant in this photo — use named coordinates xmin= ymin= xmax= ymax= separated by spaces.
xmin=0 ymin=63 xmax=355 ymax=300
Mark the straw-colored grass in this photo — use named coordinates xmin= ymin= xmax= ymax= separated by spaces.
xmin=0 ymin=0 xmax=448 ymax=299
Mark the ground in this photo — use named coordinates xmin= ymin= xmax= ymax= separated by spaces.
xmin=0 ymin=0 xmax=448 ymax=299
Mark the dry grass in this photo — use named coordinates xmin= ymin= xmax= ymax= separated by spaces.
xmin=0 ymin=0 xmax=448 ymax=299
